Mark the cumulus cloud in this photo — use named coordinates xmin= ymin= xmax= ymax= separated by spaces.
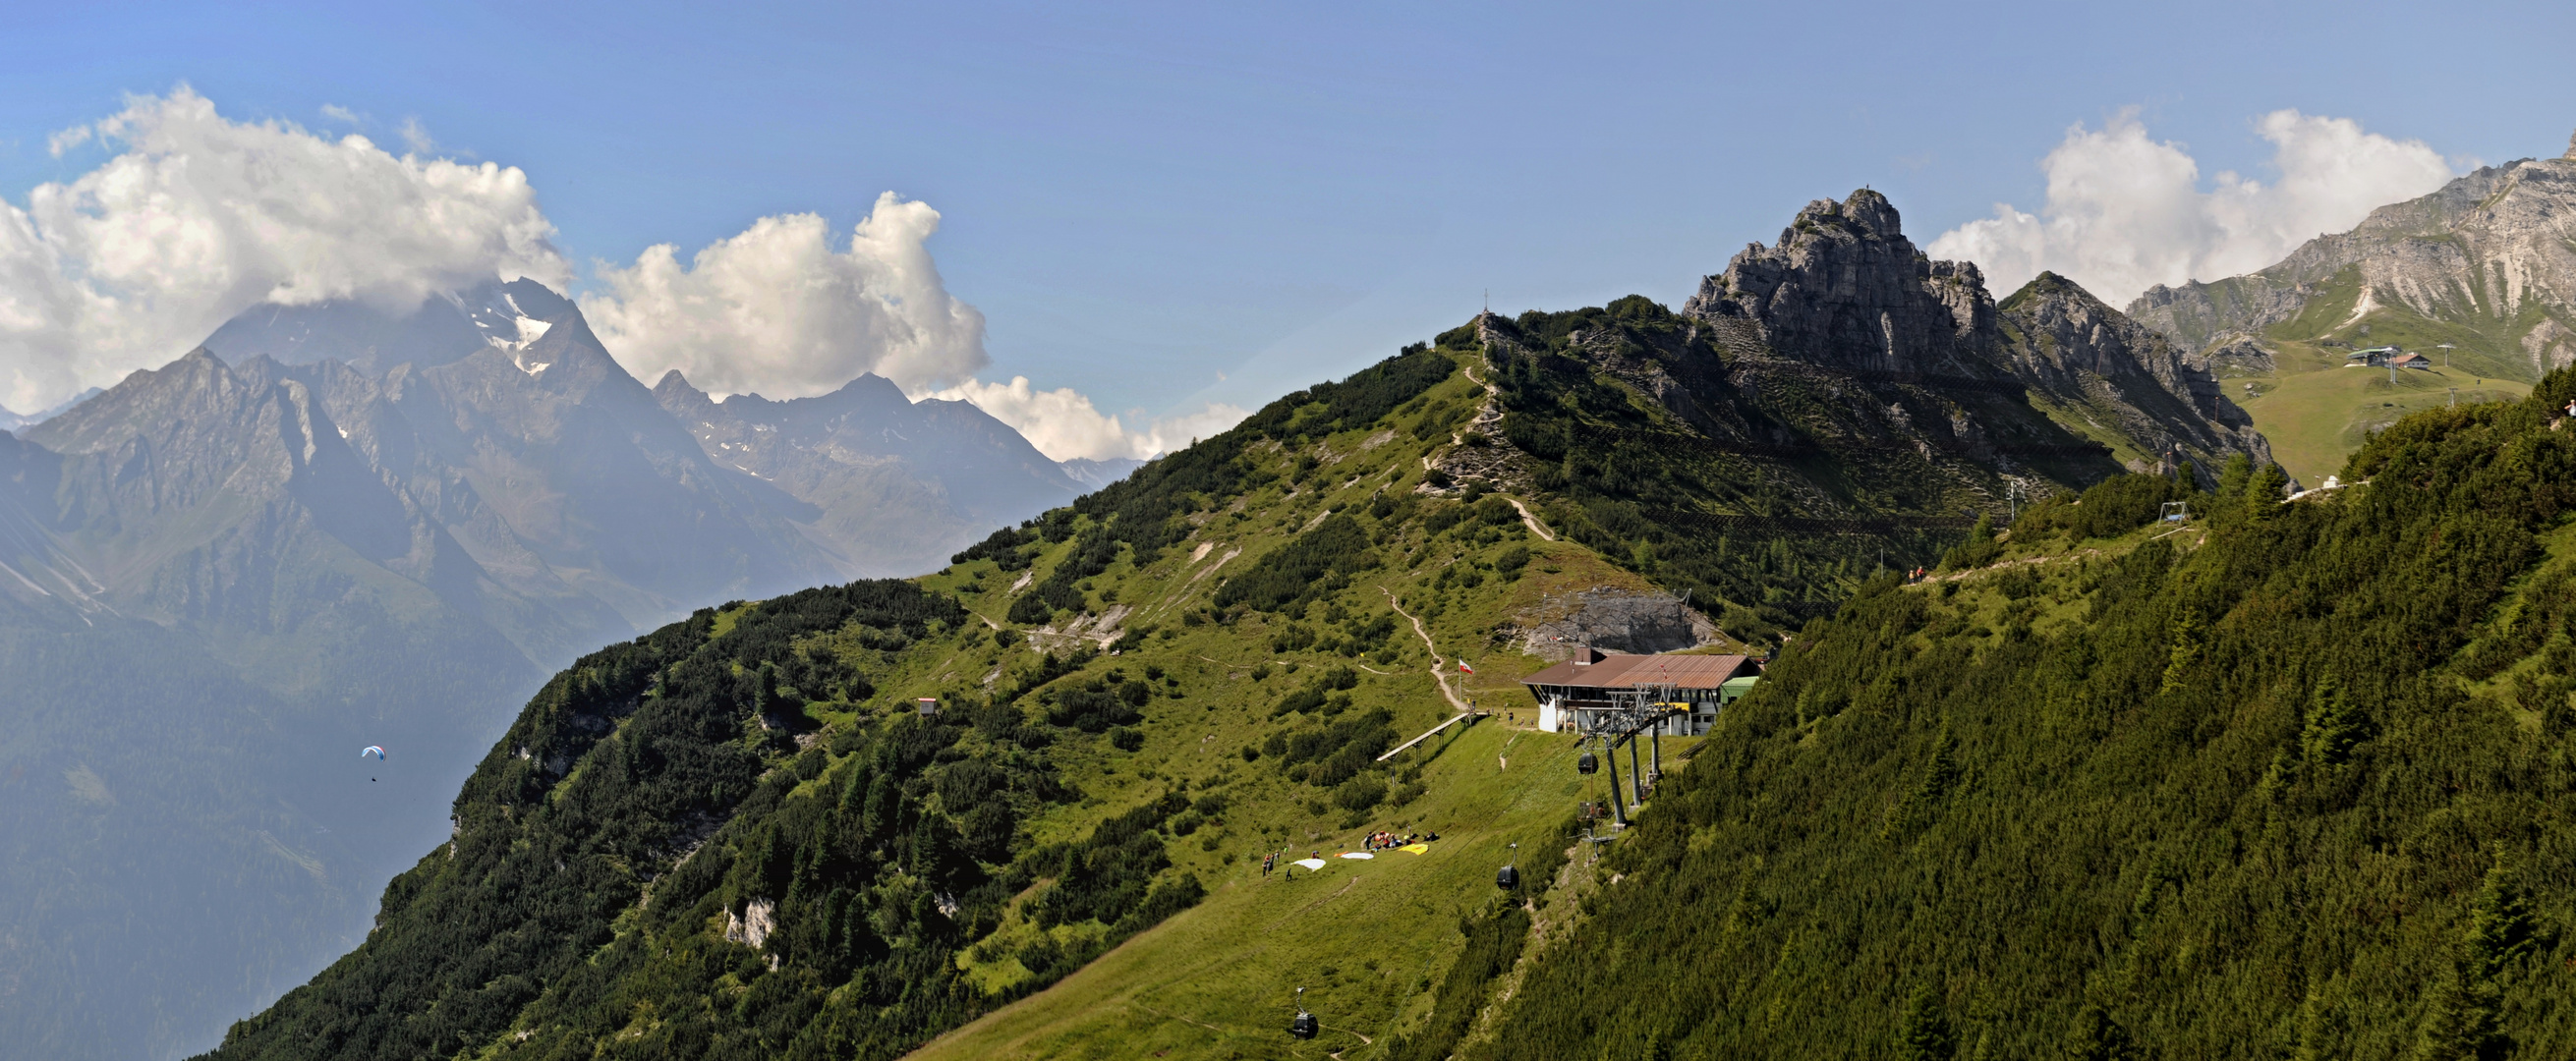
xmin=929 ymin=375 xmax=1246 ymax=462
xmin=579 ymin=193 xmax=1222 ymax=459
xmin=0 ymin=86 xmax=568 ymax=412
xmin=581 ymin=194 xmax=991 ymax=399
xmin=1927 ymin=109 xmax=2460 ymax=306
xmin=2 ymin=87 xmax=1193 ymax=464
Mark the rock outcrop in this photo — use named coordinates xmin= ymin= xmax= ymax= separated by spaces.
xmin=2000 ymin=273 xmax=2273 ymax=473
xmin=1509 ymin=586 xmax=1717 ymax=660
xmin=1685 ymin=191 xmax=1996 ymax=376
xmin=1674 ymin=190 xmax=2270 ymax=479
xmin=2129 ymin=134 xmax=2576 ymax=375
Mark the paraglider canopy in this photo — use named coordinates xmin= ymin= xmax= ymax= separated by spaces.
xmin=361 ymin=746 xmax=386 ymax=759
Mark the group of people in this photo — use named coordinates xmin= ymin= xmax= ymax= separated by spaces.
xmin=1258 ymin=829 xmax=1445 ymax=880
xmin=1259 ymin=850 xmax=1308 ymax=879
xmin=1362 ymin=829 xmax=1421 ymax=851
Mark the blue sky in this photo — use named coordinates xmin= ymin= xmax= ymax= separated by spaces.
xmin=3 ymin=1 xmax=2571 ymax=452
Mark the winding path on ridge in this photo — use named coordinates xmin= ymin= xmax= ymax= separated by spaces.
xmin=1382 ymin=587 xmax=1469 ymax=712
xmin=1432 ymin=361 xmax=1556 ymax=542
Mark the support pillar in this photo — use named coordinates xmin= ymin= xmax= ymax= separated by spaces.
xmin=1601 ymin=737 xmax=1629 ymax=827
xmin=1629 ymin=738 xmax=1645 ymax=807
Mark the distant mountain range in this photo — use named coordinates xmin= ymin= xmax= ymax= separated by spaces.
xmin=0 ymin=280 xmax=1087 ymax=1060
xmin=2121 ymin=131 xmax=2576 ymax=483
xmin=0 ymin=386 xmax=102 ymax=432
xmin=2130 ymin=133 xmax=2576 ymax=373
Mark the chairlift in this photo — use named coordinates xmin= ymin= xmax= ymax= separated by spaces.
xmin=2160 ymin=501 xmax=2190 ymax=524
xmin=1496 ymin=842 xmax=1519 ymax=890
xmin=1289 ymin=987 xmax=1318 ymax=1039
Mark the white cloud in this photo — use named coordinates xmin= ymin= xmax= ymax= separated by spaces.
xmin=45 ymin=125 xmax=89 ymax=157
xmin=579 ymin=194 xmax=1231 ymax=461
xmin=928 ymin=375 xmax=1246 ymax=461
xmin=581 ymin=193 xmax=992 ymax=398
xmin=0 ymin=86 xmax=568 ymax=412
xmin=1927 ymin=109 xmax=2460 ymax=307
xmin=3 ymin=88 xmax=1189 ymax=467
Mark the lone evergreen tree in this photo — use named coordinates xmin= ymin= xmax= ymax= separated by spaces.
xmin=1898 ymin=984 xmax=1957 ymax=1061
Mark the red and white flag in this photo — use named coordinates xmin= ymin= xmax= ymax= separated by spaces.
xmin=1456 ymin=659 xmax=1475 ymax=674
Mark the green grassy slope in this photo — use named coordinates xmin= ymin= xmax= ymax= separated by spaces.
xmin=2218 ymin=267 xmax=2543 ymax=486
xmin=190 ymin=338 xmax=1709 ymax=1061
xmin=1467 ymin=374 xmax=2576 ymax=1059
xmin=199 ymin=297 xmax=2216 ymax=1061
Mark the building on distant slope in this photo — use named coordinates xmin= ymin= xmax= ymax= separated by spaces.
xmin=1519 ymin=647 xmax=1759 ymax=737
xmin=2389 ymin=352 xmax=2433 ymax=370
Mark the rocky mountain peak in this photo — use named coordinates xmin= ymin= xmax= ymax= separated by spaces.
xmin=1683 ymin=189 xmax=1995 ymax=374
xmin=1998 ymin=271 xmax=2265 ymax=467
xmin=2127 ymin=139 xmax=2576 ymax=374
xmin=26 ymin=346 xmax=246 ymax=456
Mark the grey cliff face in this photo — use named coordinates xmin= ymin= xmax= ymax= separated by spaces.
xmin=1999 ymin=274 xmax=2271 ymax=472
xmin=2129 ymin=136 xmax=2576 ymax=374
xmin=1684 ymin=190 xmax=1996 ymax=374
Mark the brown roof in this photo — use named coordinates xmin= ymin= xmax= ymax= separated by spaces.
xmin=1521 ymin=651 xmax=1754 ymax=692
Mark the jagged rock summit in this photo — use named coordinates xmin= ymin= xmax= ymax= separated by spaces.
xmin=1684 ymin=190 xmax=1994 ymax=375
xmin=1676 ymin=189 xmax=2268 ymax=475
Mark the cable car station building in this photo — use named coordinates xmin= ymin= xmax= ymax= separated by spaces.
xmin=1519 ymin=647 xmax=1759 ymax=736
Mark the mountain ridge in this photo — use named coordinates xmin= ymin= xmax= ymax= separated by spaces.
xmin=191 ymin=188 xmax=2293 ymax=1061
xmin=2113 ymin=132 xmax=2575 ymax=485
xmin=2127 ymin=135 xmax=2576 ymax=374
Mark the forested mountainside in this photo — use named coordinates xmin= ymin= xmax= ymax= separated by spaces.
xmin=201 ymin=207 xmax=2270 ymax=1059
xmin=197 ymin=341 xmax=1565 ymax=1061
xmin=1474 ymin=373 xmax=2576 ymax=1059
